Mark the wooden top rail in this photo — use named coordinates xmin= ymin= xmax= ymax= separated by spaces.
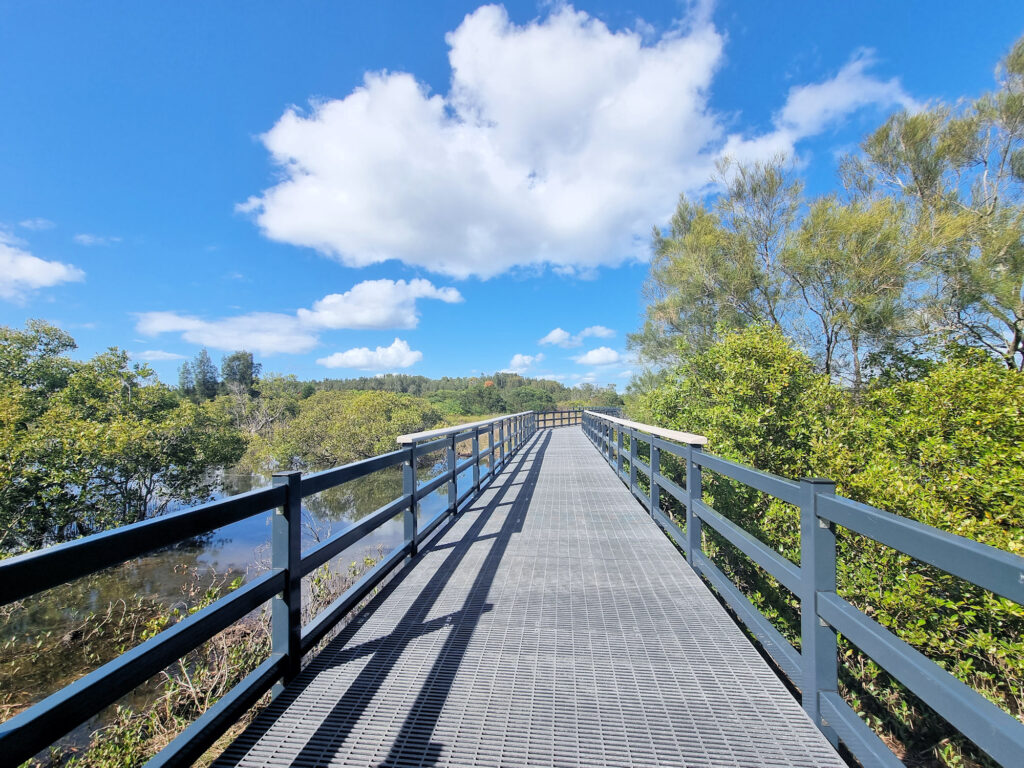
xmin=584 ymin=410 xmax=707 ymax=446
xmin=396 ymin=412 xmax=534 ymax=445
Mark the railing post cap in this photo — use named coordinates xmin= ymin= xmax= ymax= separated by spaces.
xmin=272 ymin=470 xmax=302 ymax=480
xmin=800 ymin=477 xmax=835 ymax=487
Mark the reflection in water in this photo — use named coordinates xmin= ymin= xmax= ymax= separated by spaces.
xmin=2 ymin=455 xmax=492 ymax=717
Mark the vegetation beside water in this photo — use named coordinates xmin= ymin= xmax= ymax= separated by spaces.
xmin=0 ymin=320 xmax=621 ymax=766
xmin=625 ymin=35 xmax=1024 ymax=768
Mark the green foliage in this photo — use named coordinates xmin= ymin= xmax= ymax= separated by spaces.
xmin=787 ymin=195 xmax=912 ymax=388
xmin=271 ymin=390 xmax=443 ymax=471
xmin=630 ymin=157 xmax=802 ymax=364
xmin=0 ymin=324 xmax=244 ymax=554
xmin=178 ymin=348 xmax=220 ymax=402
xmin=818 ymin=349 xmax=1024 ymax=553
xmin=456 ymin=383 xmax=505 ymax=415
xmin=220 ymin=350 xmax=260 ymax=397
xmin=850 ymin=37 xmax=1024 ymax=371
xmin=498 ymin=386 xmax=556 ymax=414
xmin=313 ymin=370 xmax=617 ymax=411
xmin=633 ymin=326 xmax=839 ymax=480
xmin=633 ymin=326 xmax=1024 ymax=766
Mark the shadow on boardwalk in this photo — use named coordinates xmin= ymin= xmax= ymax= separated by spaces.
xmin=220 ymin=430 xmax=550 ymax=768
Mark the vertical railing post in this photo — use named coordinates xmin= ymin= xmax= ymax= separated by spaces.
xmin=616 ymin=428 xmax=624 ymax=477
xmin=649 ymin=440 xmax=660 ymax=518
xmin=472 ymin=427 xmax=480 ymax=493
xmin=500 ymin=419 xmax=506 ymax=467
xmin=490 ymin=424 xmax=497 ymax=476
xmin=404 ymin=444 xmax=418 ymax=557
xmin=271 ymin=470 xmax=302 ymax=690
xmin=628 ymin=428 xmax=638 ymax=494
xmin=447 ymin=434 xmax=457 ymax=514
xmin=685 ymin=444 xmax=703 ymax=562
xmin=800 ymin=477 xmax=839 ymax=744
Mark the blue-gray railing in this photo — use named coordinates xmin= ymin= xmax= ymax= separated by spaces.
xmin=534 ymin=409 xmax=582 ymax=428
xmin=582 ymin=410 xmax=1024 ymax=768
xmin=0 ymin=411 xmax=537 ymax=767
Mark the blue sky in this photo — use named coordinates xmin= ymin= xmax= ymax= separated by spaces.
xmin=1 ymin=1 xmax=1021 ymax=388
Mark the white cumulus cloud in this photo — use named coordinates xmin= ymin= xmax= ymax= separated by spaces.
xmin=136 ymin=278 xmax=458 ymax=355
xmin=297 ymin=278 xmax=461 ymax=329
xmin=136 ymin=310 xmax=318 ymax=356
xmin=317 ymin=338 xmax=422 ymax=370
xmin=239 ymin=5 xmax=915 ymax=280
xmin=539 ymin=325 xmax=616 ymax=348
xmin=539 ymin=328 xmax=573 ymax=347
xmin=504 ymin=352 xmax=544 ymax=374
xmin=239 ymin=4 xmax=724 ymax=278
xmin=0 ymin=233 xmax=84 ymax=301
xmin=721 ymin=49 xmax=919 ymax=164
xmin=573 ymin=346 xmax=621 ymax=366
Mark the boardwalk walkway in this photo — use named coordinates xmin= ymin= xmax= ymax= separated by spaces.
xmin=216 ymin=428 xmax=844 ymax=768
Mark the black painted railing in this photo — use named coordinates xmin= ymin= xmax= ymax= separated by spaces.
xmin=0 ymin=411 xmax=537 ymax=767
xmin=583 ymin=410 xmax=1024 ymax=768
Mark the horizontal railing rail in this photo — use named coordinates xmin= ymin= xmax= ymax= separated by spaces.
xmin=534 ymin=409 xmax=583 ymax=428
xmin=582 ymin=410 xmax=1024 ymax=768
xmin=0 ymin=410 xmax=538 ymax=767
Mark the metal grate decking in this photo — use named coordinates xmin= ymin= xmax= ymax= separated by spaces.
xmin=215 ymin=428 xmax=845 ymax=768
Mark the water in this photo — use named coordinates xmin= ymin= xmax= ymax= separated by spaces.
xmin=0 ymin=452 xmax=493 ymax=727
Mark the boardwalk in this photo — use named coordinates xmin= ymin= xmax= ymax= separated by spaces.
xmin=216 ymin=428 xmax=844 ymax=768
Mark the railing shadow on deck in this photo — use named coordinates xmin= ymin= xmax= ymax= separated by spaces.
xmin=216 ymin=429 xmax=552 ymax=767
xmin=0 ymin=411 xmax=539 ymax=767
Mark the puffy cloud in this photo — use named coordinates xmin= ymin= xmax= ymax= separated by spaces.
xmin=317 ymin=338 xmax=422 ymax=370
xmin=721 ymin=49 xmax=918 ymax=164
xmin=504 ymin=352 xmax=544 ymax=373
xmin=580 ymin=325 xmax=615 ymax=339
xmin=135 ymin=350 xmax=187 ymax=361
xmin=240 ymin=4 xmax=724 ymax=278
xmin=539 ymin=327 xmax=573 ymax=347
xmin=136 ymin=310 xmax=318 ymax=356
xmin=19 ymin=218 xmax=55 ymax=231
xmin=539 ymin=325 xmax=615 ymax=348
xmin=73 ymin=233 xmax=121 ymax=246
xmin=0 ymin=233 xmax=84 ymax=301
xmin=573 ymin=346 xmax=621 ymax=365
xmin=240 ymin=6 xmax=915 ymax=280
xmin=136 ymin=278 xmax=458 ymax=355
xmin=297 ymin=278 xmax=461 ymax=329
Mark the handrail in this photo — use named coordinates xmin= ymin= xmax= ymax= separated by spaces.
xmin=0 ymin=410 xmax=539 ymax=766
xmin=535 ymin=409 xmax=583 ymax=428
xmin=581 ymin=410 xmax=1024 ymax=768
xmin=583 ymin=410 xmax=707 ymax=445
xmin=396 ymin=412 xmax=533 ymax=444
xmin=0 ymin=485 xmax=286 ymax=605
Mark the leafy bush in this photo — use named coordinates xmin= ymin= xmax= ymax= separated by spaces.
xmin=0 ymin=323 xmax=244 ymax=554
xmin=271 ymin=390 xmax=443 ymax=471
xmin=632 ymin=327 xmax=1024 ymax=766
